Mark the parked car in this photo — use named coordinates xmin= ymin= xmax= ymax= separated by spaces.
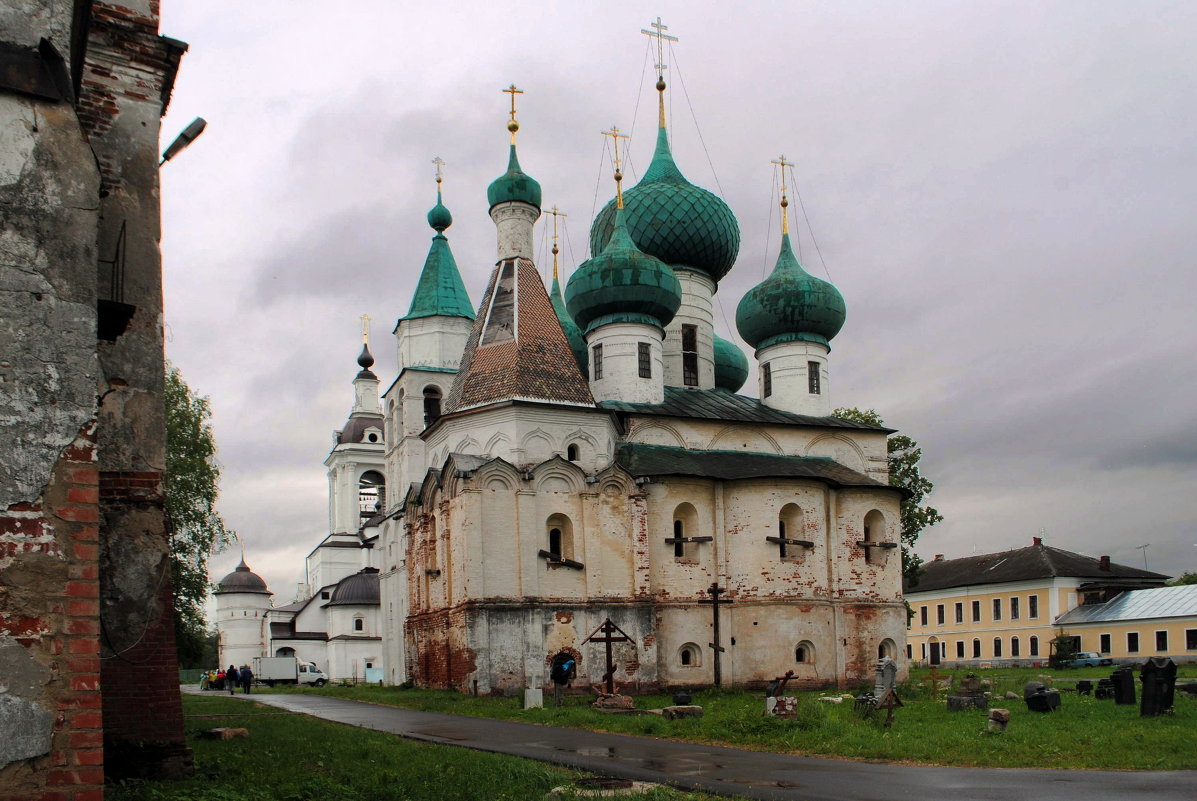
xmin=1064 ymin=651 xmax=1113 ymax=668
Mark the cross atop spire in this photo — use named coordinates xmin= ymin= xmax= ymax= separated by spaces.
xmin=503 ymin=84 xmax=524 ymax=143
xmin=546 ymin=206 xmax=568 ymax=280
xmin=771 ymin=154 xmax=794 ymax=235
xmin=641 ymin=16 xmax=678 ymax=79
xmin=360 ymin=313 xmax=371 ymax=344
xmin=602 ymin=125 xmax=631 ymax=208
xmin=432 ymin=156 xmax=445 ymax=185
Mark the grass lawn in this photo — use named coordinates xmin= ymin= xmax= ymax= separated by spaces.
xmin=263 ymin=665 xmax=1197 ymax=770
xmin=109 ymin=694 xmax=724 ymax=801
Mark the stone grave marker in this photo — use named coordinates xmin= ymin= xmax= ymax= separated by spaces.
xmin=1023 ymin=681 xmax=1060 ymax=712
xmin=947 ymin=672 xmax=988 ymax=711
xmin=1140 ymin=657 xmax=1177 ymax=717
xmin=1111 ymin=666 xmax=1136 ymax=705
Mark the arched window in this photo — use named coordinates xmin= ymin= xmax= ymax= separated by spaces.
xmin=354 ymin=617 xmax=364 ymax=632
xmin=423 ymin=386 xmax=442 ymax=428
xmin=878 ymin=639 xmax=896 ymax=661
xmin=795 ymin=640 xmax=816 ymax=663
xmin=972 ymin=638 xmax=981 ymax=658
xmin=359 ymin=470 xmax=386 ymax=520
xmin=679 ymin=643 xmax=701 ymax=667
xmin=1011 ymin=636 xmax=1020 ymax=657
xmin=275 ymin=647 xmax=295 ymax=658
xmin=426 ymin=515 xmax=438 ymax=571
xmin=1029 ymin=636 xmax=1040 ymax=657
xmin=546 ymin=514 xmax=573 ymax=561
xmin=672 ymin=503 xmax=699 ymax=561
xmin=993 ymin=637 xmax=1003 ymax=658
xmin=778 ymin=503 xmax=804 ymax=561
xmin=863 ymin=509 xmax=887 ymax=566
xmin=567 ymin=444 xmax=579 ymax=461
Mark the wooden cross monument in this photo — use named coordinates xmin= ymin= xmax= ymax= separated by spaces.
xmin=698 ymin=582 xmax=734 ymax=687
xmin=583 ymin=618 xmax=632 ymax=695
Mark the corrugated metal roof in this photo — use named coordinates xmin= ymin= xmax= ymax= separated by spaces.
xmin=907 ymin=543 xmax=1168 ymax=593
xmin=600 ymin=386 xmax=892 ymax=431
xmin=615 ymin=442 xmax=900 ymax=493
xmin=1055 ymin=585 xmax=1197 ymax=625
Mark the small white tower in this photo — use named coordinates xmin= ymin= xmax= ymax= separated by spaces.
xmin=325 ymin=333 xmax=387 ymax=535
xmin=213 ymin=558 xmax=272 ymax=668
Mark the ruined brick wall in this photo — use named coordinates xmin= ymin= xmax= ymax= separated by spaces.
xmin=74 ymin=1 xmax=192 ymax=781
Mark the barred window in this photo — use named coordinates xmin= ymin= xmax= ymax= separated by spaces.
xmin=682 ymin=325 xmax=698 ymax=386
xmin=638 ymin=342 xmax=651 ymax=378
xmin=763 ymin=363 xmax=772 ymax=397
xmin=592 ymin=344 xmax=603 ymax=380
xmin=808 ymin=361 xmax=821 ymax=394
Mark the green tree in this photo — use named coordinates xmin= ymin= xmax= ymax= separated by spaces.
xmin=165 ymin=365 xmax=235 ymax=665
xmin=1167 ymin=571 xmax=1197 ymax=586
xmin=832 ymin=407 xmax=943 ymax=587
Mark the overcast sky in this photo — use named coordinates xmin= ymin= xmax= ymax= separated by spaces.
xmin=156 ymin=2 xmax=1197 ymax=604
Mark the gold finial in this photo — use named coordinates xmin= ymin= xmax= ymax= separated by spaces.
xmin=546 ymin=206 xmax=568 ymax=281
xmin=432 ymin=156 xmax=445 ymax=186
xmin=602 ymin=125 xmax=631 ymax=209
xmin=771 ymin=154 xmax=794 ymax=235
xmin=502 ymin=84 xmax=524 ymax=144
xmin=641 ymin=17 xmax=678 ymax=129
xmin=360 ymin=313 xmax=371 ymax=344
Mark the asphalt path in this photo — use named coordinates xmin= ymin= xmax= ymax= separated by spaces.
xmin=183 ymin=687 xmax=1195 ymax=801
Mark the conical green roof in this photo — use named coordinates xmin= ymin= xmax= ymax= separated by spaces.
xmin=589 ymin=127 xmax=740 ymax=282
xmin=713 ymin=334 xmax=749 ymax=392
xmin=401 ymin=192 xmax=475 ymax=322
xmin=566 ymin=206 xmax=681 ymax=334
xmin=735 ymin=233 xmax=845 ymax=350
xmin=550 ymin=274 xmax=588 ymax=378
xmin=487 ymin=144 xmax=542 ymax=210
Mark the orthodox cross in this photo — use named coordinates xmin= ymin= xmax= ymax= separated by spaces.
xmin=359 ymin=313 xmax=371 ymax=344
xmin=698 ymin=582 xmax=734 ymax=687
xmin=601 ymin=125 xmax=631 ymax=206
xmin=771 ymin=154 xmax=794 ymax=235
xmin=640 ymin=16 xmax=678 ymax=78
xmin=432 ymin=156 xmax=445 ymax=185
xmin=502 ymin=83 xmax=523 ymax=143
xmin=546 ymin=206 xmax=567 ymax=281
xmin=583 ymin=618 xmax=632 ymax=695
xmin=918 ymin=665 xmax=946 ymax=701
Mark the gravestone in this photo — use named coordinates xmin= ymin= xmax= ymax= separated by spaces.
xmin=765 ymin=696 xmax=799 ymax=718
xmin=1076 ymin=680 xmax=1093 ymax=696
xmin=947 ymin=672 xmax=988 ymax=711
xmin=987 ymin=708 xmax=1010 ymax=732
xmin=523 ymin=688 xmax=544 ymax=709
xmin=1111 ymin=666 xmax=1136 ymax=705
xmin=1095 ymin=678 xmax=1115 ymax=700
xmin=1140 ymin=657 xmax=1177 ymax=717
xmin=874 ymin=658 xmax=898 ymax=697
xmin=1023 ymin=681 xmax=1060 ymax=712
xmin=662 ymin=705 xmax=704 ymax=720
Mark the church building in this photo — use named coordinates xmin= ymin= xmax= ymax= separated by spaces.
xmin=218 ymin=30 xmax=908 ymax=692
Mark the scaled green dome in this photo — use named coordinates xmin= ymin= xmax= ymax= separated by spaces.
xmin=713 ymin=334 xmax=749 ymax=392
xmin=566 ymin=207 xmax=682 ymax=335
xmin=550 ymin=274 xmax=588 ymax=378
xmin=487 ymin=144 xmax=542 ymax=210
xmin=589 ymin=127 xmax=740 ymax=283
xmin=735 ymin=233 xmax=846 ymax=350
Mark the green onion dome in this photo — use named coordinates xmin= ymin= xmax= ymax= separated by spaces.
xmin=487 ymin=144 xmax=542 ymax=210
xmin=550 ymin=274 xmax=588 ymax=378
xmin=427 ymin=187 xmax=453 ymax=232
xmin=713 ymin=334 xmax=749 ymax=392
xmin=589 ymin=127 xmax=740 ymax=283
xmin=735 ymin=233 xmax=846 ymax=350
xmin=566 ymin=207 xmax=682 ymax=335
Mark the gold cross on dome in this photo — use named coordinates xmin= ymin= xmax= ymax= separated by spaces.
xmin=771 ymin=154 xmax=794 ymax=234
xmin=641 ymin=16 xmax=678 ymax=77
xmin=360 ymin=313 xmax=371 ymax=344
xmin=432 ymin=156 xmax=445 ymax=184
xmin=546 ymin=206 xmax=568 ymax=280
xmin=502 ymin=84 xmax=524 ymax=143
xmin=601 ymin=125 xmax=631 ymax=207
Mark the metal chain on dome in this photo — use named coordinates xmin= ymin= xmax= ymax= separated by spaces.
xmin=668 ymin=42 xmax=727 ymax=200
xmin=792 ymin=171 xmax=835 ymax=283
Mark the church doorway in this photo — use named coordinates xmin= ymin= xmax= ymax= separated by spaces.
xmin=928 ymin=636 xmax=941 ymax=666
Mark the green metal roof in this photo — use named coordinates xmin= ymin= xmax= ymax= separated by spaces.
xmin=736 ymin=233 xmax=845 ymax=350
xmin=566 ymin=206 xmax=681 ymax=335
xmin=615 ymin=442 xmax=894 ymax=491
xmin=401 ymin=230 xmax=475 ymax=322
xmin=713 ymin=334 xmax=749 ymax=392
xmin=487 ymin=144 xmax=542 ymax=210
xmin=550 ymin=274 xmax=588 ymax=378
xmin=600 ymin=386 xmax=893 ymax=431
xmin=589 ymin=127 xmax=740 ymax=283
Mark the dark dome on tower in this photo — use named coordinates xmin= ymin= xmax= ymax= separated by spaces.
xmin=326 ymin=568 xmax=380 ymax=606
xmin=215 ymin=559 xmax=271 ymax=595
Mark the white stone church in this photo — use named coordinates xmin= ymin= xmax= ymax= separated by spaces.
xmin=216 ymin=57 xmax=908 ymax=692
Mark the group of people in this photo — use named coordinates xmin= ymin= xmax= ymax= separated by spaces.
xmin=199 ymin=664 xmax=255 ymax=694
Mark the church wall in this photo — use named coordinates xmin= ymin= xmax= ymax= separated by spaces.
xmin=830 ymin=489 xmax=904 ymax=603
xmin=643 ymin=480 xmax=720 ymax=599
xmin=426 ymin=405 xmax=617 ymax=474
xmin=722 ymin=478 xmax=830 ymax=599
xmin=661 ymin=270 xmax=716 ymax=389
xmin=397 ymin=317 xmax=472 ymax=372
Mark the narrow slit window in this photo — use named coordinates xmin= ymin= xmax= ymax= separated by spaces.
xmin=682 ymin=325 xmax=698 ymax=386
xmin=638 ymin=342 xmax=652 ymax=378
xmin=673 ymin=519 xmax=684 ymax=558
xmin=807 ymin=361 xmax=821 ymax=394
xmin=763 ymin=362 xmax=772 ymax=397
xmin=592 ymin=344 xmax=603 ymax=380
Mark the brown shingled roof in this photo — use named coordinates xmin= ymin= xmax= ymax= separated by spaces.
xmin=446 ymin=258 xmax=594 ymax=412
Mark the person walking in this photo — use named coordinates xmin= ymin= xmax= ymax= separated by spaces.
xmin=226 ymin=664 xmax=239 ymax=695
xmin=240 ymin=664 xmax=254 ymax=694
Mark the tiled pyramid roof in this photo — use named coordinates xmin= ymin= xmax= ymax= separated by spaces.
xmin=445 ymin=258 xmax=595 ymax=412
